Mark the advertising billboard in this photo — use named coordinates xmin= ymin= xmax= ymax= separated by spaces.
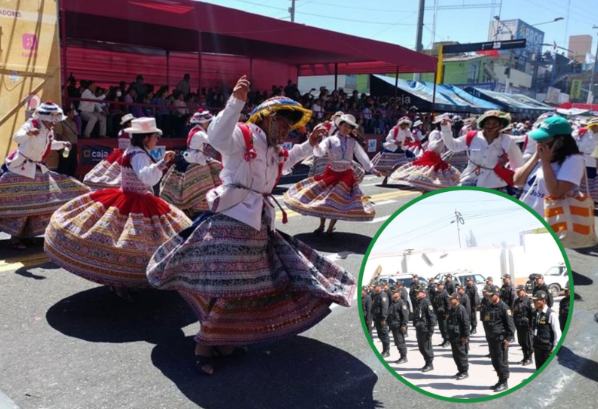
xmin=488 ymin=19 xmax=545 ymax=69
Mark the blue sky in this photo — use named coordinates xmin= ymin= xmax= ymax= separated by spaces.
xmin=371 ymin=190 xmax=545 ymax=252
xmin=199 ymin=0 xmax=598 ymax=53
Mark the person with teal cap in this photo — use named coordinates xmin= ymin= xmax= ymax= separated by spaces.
xmin=514 ymin=115 xmax=584 ymax=216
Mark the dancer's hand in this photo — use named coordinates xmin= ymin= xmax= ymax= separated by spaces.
xmin=163 ymin=151 xmax=176 ymax=163
xmin=233 ymin=75 xmax=250 ymax=102
xmin=308 ymin=126 xmax=328 ymax=147
xmin=28 ymin=128 xmax=40 ymax=136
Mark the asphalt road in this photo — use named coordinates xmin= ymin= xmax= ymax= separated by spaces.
xmin=0 ymin=177 xmax=597 ymax=409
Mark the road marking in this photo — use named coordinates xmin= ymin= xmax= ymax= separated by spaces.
xmin=368 ymin=215 xmax=391 ymax=224
xmin=0 ymin=252 xmax=50 ymax=273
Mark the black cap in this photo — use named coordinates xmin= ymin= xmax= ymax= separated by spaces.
xmin=502 ymin=274 xmax=511 ymax=279
xmin=532 ymin=290 xmax=548 ymax=300
xmin=466 ymin=276 xmax=473 ymax=282
xmin=564 ymin=281 xmax=570 ymax=290
xmin=485 ymin=286 xmax=500 ymax=296
xmin=486 ymin=276 xmax=493 ymax=282
xmin=446 ymin=273 xmax=452 ymax=278
xmin=535 ymin=274 xmax=544 ymax=279
xmin=428 ymin=277 xmax=435 ymax=282
xmin=516 ymin=284 xmax=526 ymax=292
xmin=362 ymin=286 xmax=368 ymax=291
xmin=436 ymin=281 xmax=445 ymax=287
xmin=412 ymin=274 xmax=418 ymax=278
xmin=449 ymin=292 xmax=460 ymax=300
xmin=457 ymin=285 xmax=465 ymax=291
xmin=416 ymin=285 xmax=427 ymax=294
xmin=397 ymin=281 xmax=404 ymax=287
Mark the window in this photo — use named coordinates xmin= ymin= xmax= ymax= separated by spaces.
xmin=544 ymin=266 xmax=565 ymax=276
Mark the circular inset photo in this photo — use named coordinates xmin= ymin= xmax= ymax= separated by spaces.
xmin=359 ymin=187 xmax=573 ymax=402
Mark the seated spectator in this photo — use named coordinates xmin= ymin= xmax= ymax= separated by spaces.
xmin=79 ymin=81 xmax=108 ymax=138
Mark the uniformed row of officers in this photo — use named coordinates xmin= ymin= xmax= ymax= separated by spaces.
xmin=362 ymin=273 xmax=569 ymax=393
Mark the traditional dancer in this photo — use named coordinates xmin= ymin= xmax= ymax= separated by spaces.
xmin=441 ymin=110 xmax=524 ymax=195
xmin=83 ymin=114 xmax=134 ymax=190
xmin=285 ymin=113 xmax=382 ymax=235
xmin=574 ymin=117 xmax=598 ymax=202
xmin=159 ymin=110 xmax=222 ymax=217
xmin=0 ymin=102 xmax=90 ymax=249
xmin=371 ymin=117 xmax=414 ymax=184
xmin=389 ymin=117 xmax=461 ymax=191
xmin=146 ymin=76 xmax=356 ymax=375
xmin=45 ymin=118 xmax=191 ymax=297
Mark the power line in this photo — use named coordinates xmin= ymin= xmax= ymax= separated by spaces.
xmin=371 ymin=12 xmax=419 ymax=39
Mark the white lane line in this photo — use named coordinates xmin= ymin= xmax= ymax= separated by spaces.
xmin=368 ymin=215 xmax=391 ymax=224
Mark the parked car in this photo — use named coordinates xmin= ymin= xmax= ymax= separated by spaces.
xmin=526 ymin=263 xmax=568 ymax=298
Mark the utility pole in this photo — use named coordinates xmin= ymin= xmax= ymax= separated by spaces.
xmin=413 ymin=0 xmax=426 ymax=81
xmin=588 ymin=26 xmax=598 ymax=104
xmin=289 ymin=0 xmax=296 ymax=23
xmin=454 ymin=209 xmax=464 ymax=248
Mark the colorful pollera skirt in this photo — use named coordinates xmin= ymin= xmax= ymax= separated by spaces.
xmin=446 ymin=151 xmax=469 ymax=172
xmin=307 ymin=156 xmax=366 ymax=184
xmin=284 ymin=165 xmax=375 ymax=221
xmin=371 ymin=151 xmax=411 ymax=177
xmin=83 ymin=148 xmax=123 ymax=190
xmin=390 ymin=150 xmax=461 ymax=191
xmin=159 ymin=158 xmax=222 ymax=214
xmin=44 ymin=188 xmax=191 ymax=288
xmin=0 ymin=168 xmax=90 ymax=238
xmin=146 ymin=212 xmax=356 ymax=345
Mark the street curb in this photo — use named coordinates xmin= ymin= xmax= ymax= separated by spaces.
xmin=0 ymin=391 xmax=19 ymax=409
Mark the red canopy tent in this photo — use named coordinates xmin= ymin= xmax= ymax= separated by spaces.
xmin=60 ymin=0 xmax=437 ymax=91
xmin=557 ymin=102 xmax=598 ymax=112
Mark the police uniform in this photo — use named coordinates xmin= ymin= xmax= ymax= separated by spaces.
xmin=465 ymin=278 xmax=480 ymax=333
xmin=444 ymin=275 xmax=456 ymax=296
xmin=413 ymin=286 xmax=437 ymax=371
xmin=387 ymin=291 xmax=409 ymax=363
xmin=458 ymin=288 xmax=471 ymax=317
xmin=397 ymin=283 xmax=410 ymax=337
xmin=427 ymin=280 xmax=437 ymax=304
xmin=480 ymin=285 xmax=493 ymax=357
xmin=559 ymin=282 xmax=570 ymax=331
xmin=484 ymin=286 xmax=516 ymax=392
xmin=409 ymin=276 xmax=422 ymax=309
xmin=362 ymin=287 xmax=374 ymax=337
xmin=372 ymin=287 xmax=391 ymax=357
xmin=447 ymin=293 xmax=470 ymax=379
xmin=434 ymin=286 xmax=450 ymax=346
xmin=532 ymin=290 xmax=562 ymax=370
xmin=500 ymin=275 xmax=518 ymax=310
xmin=512 ymin=285 xmax=534 ymax=365
xmin=533 ymin=278 xmax=554 ymax=308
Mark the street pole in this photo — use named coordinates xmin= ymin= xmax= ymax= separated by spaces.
xmin=588 ymin=28 xmax=598 ymax=104
xmin=413 ymin=0 xmax=425 ymax=81
xmin=455 ymin=209 xmax=462 ymax=248
xmin=289 ymin=0 xmax=296 ymax=22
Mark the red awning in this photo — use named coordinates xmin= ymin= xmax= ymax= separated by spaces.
xmin=558 ymin=102 xmax=598 ymax=111
xmin=61 ymin=0 xmax=436 ymax=74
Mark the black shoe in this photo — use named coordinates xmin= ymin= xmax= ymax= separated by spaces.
xmin=489 ymin=382 xmax=501 ymax=390
xmin=493 ymin=382 xmax=508 ymax=392
xmin=522 ymin=359 xmax=533 ymax=366
xmin=485 ymin=354 xmax=491 ymax=358
xmin=421 ymin=364 xmax=434 ymax=372
xmin=395 ymin=356 xmax=408 ymax=364
xmin=443 ymin=341 xmax=451 ymax=347
xmin=471 ymin=329 xmax=477 ymax=334
xmin=381 ymin=350 xmax=390 ymax=358
xmin=453 ymin=372 xmax=461 ymax=378
xmin=516 ymin=359 xmax=525 ymax=364
xmin=456 ymin=372 xmax=469 ymax=381
xmin=437 ymin=342 xmax=445 ymax=347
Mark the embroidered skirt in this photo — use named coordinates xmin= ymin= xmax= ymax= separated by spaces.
xmin=146 ymin=212 xmax=356 ymax=345
xmin=446 ymin=151 xmax=469 ymax=172
xmin=159 ymin=158 xmax=222 ymax=213
xmin=44 ymin=188 xmax=191 ymax=288
xmin=390 ymin=150 xmax=461 ymax=191
xmin=371 ymin=151 xmax=411 ymax=177
xmin=83 ymin=148 xmax=123 ymax=190
xmin=307 ymin=156 xmax=365 ymax=183
xmin=0 ymin=168 xmax=90 ymax=237
xmin=284 ymin=165 xmax=375 ymax=221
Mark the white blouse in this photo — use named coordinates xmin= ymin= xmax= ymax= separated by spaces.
xmin=426 ymin=130 xmax=445 ymax=153
xmin=128 ymin=146 xmax=167 ymax=187
xmin=382 ymin=127 xmax=410 ymax=152
xmin=441 ymin=125 xmax=524 ymax=188
xmin=207 ymin=96 xmax=313 ymax=231
xmin=7 ymin=120 xmax=67 ymax=179
xmin=185 ymin=128 xmax=210 ymax=165
xmin=314 ymin=134 xmax=374 ymax=173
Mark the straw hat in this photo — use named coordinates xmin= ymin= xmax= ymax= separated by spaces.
xmin=124 ymin=117 xmax=163 ymax=135
xmin=32 ymin=101 xmax=66 ymax=122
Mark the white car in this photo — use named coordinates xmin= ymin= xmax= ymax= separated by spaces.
xmin=540 ymin=263 xmax=569 ymax=298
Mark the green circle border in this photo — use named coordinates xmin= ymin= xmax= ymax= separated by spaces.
xmin=357 ymin=186 xmax=574 ymax=403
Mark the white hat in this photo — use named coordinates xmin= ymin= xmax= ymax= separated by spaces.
xmin=32 ymin=101 xmax=66 ymax=122
xmin=433 ymin=114 xmax=449 ymax=124
xmin=334 ymin=113 xmax=358 ymax=129
xmin=124 ymin=117 xmax=163 ymax=135
xmin=190 ymin=109 xmax=213 ymax=124
xmin=120 ymin=113 xmax=135 ymax=125
xmin=397 ymin=116 xmax=412 ymax=126
xmin=413 ymin=120 xmax=423 ymax=127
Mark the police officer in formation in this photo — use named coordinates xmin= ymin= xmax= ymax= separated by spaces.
xmin=512 ymin=284 xmax=534 ymax=366
xmin=383 ymin=283 xmax=393 ymax=300
xmin=533 ymin=274 xmax=554 ymax=308
xmin=457 ymin=285 xmax=471 ymax=316
xmin=480 ymin=284 xmax=493 ymax=358
xmin=413 ymin=285 xmax=437 ymax=372
xmin=427 ymin=277 xmax=437 ymax=303
xmin=531 ymin=290 xmax=562 ymax=370
xmin=444 ymin=274 xmax=456 ymax=296
xmin=409 ymin=274 xmax=423 ymax=310
xmin=387 ymin=288 xmax=409 ymax=364
xmin=559 ymin=281 xmax=571 ymax=331
xmin=396 ymin=281 xmax=410 ymax=337
xmin=483 ymin=286 xmax=516 ymax=392
xmin=434 ymin=282 xmax=450 ymax=348
xmin=447 ymin=292 xmax=470 ymax=380
xmin=362 ymin=286 xmax=373 ymax=337
xmin=500 ymin=274 xmax=517 ymax=311
xmin=465 ymin=277 xmax=480 ymax=333
xmin=372 ymin=283 xmax=391 ymax=357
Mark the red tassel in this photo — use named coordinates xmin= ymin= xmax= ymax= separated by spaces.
xmin=282 ymin=210 xmax=288 ymax=224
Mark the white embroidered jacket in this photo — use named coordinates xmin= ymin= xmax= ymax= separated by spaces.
xmin=7 ymin=120 xmax=69 ymax=179
xmin=382 ymin=127 xmax=410 ymax=152
xmin=207 ymin=96 xmax=313 ymax=231
xmin=314 ymin=134 xmax=374 ymax=173
xmin=441 ymin=125 xmax=524 ymax=188
xmin=185 ymin=128 xmax=210 ymax=165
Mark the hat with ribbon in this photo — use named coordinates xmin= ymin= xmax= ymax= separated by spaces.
xmin=32 ymin=101 xmax=66 ymax=122
xmin=190 ymin=109 xmax=213 ymax=124
xmin=124 ymin=117 xmax=163 ymax=135
xmin=247 ymin=97 xmax=312 ymax=131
